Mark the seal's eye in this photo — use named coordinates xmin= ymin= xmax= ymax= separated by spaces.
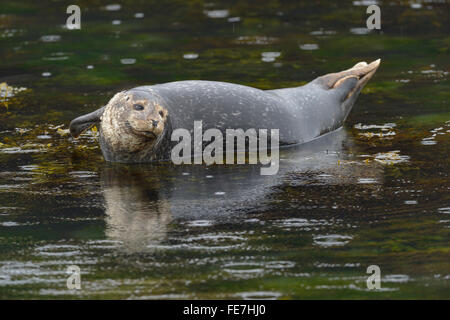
xmin=133 ymin=104 xmax=144 ymax=111
xmin=159 ymin=111 xmax=164 ymax=117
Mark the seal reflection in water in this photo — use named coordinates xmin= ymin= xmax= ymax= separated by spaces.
xmin=70 ymin=60 xmax=380 ymax=163
xmin=100 ymin=129 xmax=383 ymax=253
xmin=101 ymin=165 xmax=171 ymax=252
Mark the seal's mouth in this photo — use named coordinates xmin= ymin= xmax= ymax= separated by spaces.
xmin=328 ymin=59 xmax=381 ymax=100
xmin=125 ymin=120 xmax=158 ymax=139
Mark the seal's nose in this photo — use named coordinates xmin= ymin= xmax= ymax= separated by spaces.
xmin=152 ymin=120 xmax=159 ymax=127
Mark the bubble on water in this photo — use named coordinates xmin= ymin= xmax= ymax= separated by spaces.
xmin=404 ymin=200 xmax=418 ymax=205
xmin=134 ymin=13 xmax=144 ymax=18
xmin=1 ymin=221 xmax=20 ymax=227
xmin=37 ymin=135 xmax=51 ymax=139
xmin=353 ymin=0 xmax=378 ymax=5
xmin=120 ymin=58 xmax=136 ymax=64
xmin=204 ymin=9 xmax=229 ymax=19
xmin=214 ymin=192 xmax=226 ymax=195
xmin=86 ymin=65 xmax=94 ymax=69
xmin=183 ymin=53 xmax=199 ymax=60
xmin=42 ymin=72 xmax=51 ymax=77
xmin=358 ymin=178 xmax=378 ymax=184
xmin=410 ymin=3 xmax=422 ymax=9
xmin=261 ymin=52 xmax=281 ymax=62
xmin=105 ymin=4 xmax=121 ymax=11
xmin=299 ymin=44 xmax=319 ymax=50
xmin=112 ymin=20 xmax=121 ymax=25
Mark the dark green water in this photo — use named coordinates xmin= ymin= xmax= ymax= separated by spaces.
xmin=0 ymin=0 xmax=449 ymax=299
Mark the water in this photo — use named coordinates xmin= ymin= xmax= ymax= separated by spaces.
xmin=0 ymin=0 xmax=449 ymax=299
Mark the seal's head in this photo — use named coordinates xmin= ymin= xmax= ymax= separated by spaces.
xmin=70 ymin=89 xmax=169 ymax=162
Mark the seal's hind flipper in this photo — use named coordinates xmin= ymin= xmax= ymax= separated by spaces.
xmin=319 ymin=59 xmax=380 ymax=90
xmin=69 ymin=106 xmax=105 ymax=138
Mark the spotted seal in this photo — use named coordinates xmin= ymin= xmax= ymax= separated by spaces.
xmin=69 ymin=59 xmax=380 ymax=163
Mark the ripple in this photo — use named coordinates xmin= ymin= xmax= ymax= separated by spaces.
xmin=183 ymin=53 xmax=199 ymax=60
xmin=120 ymin=58 xmax=136 ymax=65
xmin=438 ymin=207 xmax=450 ymax=214
xmin=383 ymin=274 xmax=410 ymax=283
xmin=350 ymin=28 xmax=371 ymax=35
xmin=204 ymin=9 xmax=229 ymax=19
xmin=310 ymin=30 xmax=336 ymax=36
xmin=228 ymin=17 xmax=241 ymax=23
xmin=1 ymin=221 xmax=20 ymax=227
xmin=421 ymin=140 xmax=437 ymax=145
xmin=358 ymin=178 xmax=378 ymax=184
xmin=35 ymin=244 xmax=82 ymax=257
xmin=223 ymin=262 xmax=265 ymax=276
xmin=261 ymin=52 xmax=281 ymax=62
xmin=234 ymin=36 xmax=277 ymax=45
xmin=353 ymin=0 xmax=378 ymax=5
xmin=313 ymin=234 xmax=353 ymax=247
xmin=69 ymin=171 xmax=98 ymax=178
xmin=185 ymin=220 xmax=214 ymax=227
xmin=299 ymin=43 xmax=319 ymax=50
xmin=40 ymin=35 xmax=61 ymax=42
xmin=105 ymin=4 xmax=121 ymax=11
xmin=265 ymin=261 xmax=295 ymax=269
xmin=235 ymin=291 xmax=282 ymax=300
xmin=276 ymin=218 xmax=331 ymax=230
xmin=0 ymin=146 xmax=43 ymax=154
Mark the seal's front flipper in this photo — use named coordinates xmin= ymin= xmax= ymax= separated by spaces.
xmin=69 ymin=106 xmax=105 ymax=138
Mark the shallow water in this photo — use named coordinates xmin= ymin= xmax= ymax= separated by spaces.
xmin=0 ymin=0 xmax=449 ymax=299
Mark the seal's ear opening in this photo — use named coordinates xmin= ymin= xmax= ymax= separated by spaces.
xmin=69 ymin=106 xmax=105 ymax=138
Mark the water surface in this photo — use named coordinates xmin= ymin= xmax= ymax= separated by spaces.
xmin=0 ymin=0 xmax=449 ymax=299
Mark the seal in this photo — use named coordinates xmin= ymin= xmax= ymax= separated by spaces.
xmin=70 ymin=59 xmax=380 ymax=163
